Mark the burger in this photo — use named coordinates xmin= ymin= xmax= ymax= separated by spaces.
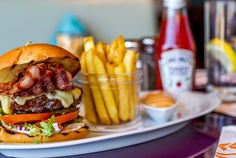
xmin=0 ymin=43 xmax=88 ymax=143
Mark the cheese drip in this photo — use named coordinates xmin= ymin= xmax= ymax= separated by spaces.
xmin=0 ymin=88 xmax=81 ymax=114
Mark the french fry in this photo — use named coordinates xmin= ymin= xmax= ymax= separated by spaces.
xmin=107 ymin=40 xmax=117 ymax=63
xmin=106 ymin=63 xmax=119 ymax=106
xmin=108 ymin=36 xmax=126 ymax=64
xmin=80 ymin=52 xmax=87 ymax=73
xmin=85 ymin=49 xmax=111 ymax=125
xmin=123 ymin=50 xmax=138 ymax=120
xmin=133 ymin=52 xmax=139 ymax=105
xmin=114 ymin=63 xmax=130 ymax=121
xmin=80 ymin=52 xmax=98 ymax=124
xmin=134 ymin=53 xmax=139 ymax=67
xmin=124 ymin=50 xmax=137 ymax=73
xmin=84 ymin=36 xmax=95 ymax=52
xmin=117 ymin=35 xmax=126 ymax=55
xmin=93 ymin=53 xmax=119 ymax=124
xmin=95 ymin=42 xmax=107 ymax=64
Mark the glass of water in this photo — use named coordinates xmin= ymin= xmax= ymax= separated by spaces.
xmin=205 ymin=0 xmax=236 ymax=101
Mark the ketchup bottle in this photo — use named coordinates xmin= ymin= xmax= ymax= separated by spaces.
xmin=155 ymin=0 xmax=196 ymax=92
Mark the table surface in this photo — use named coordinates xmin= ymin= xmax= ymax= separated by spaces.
xmin=0 ymin=113 xmax=229 ymax=158
xmin=69 ymin=123 xmax=217 ymax=158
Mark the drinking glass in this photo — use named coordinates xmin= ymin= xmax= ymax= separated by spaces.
xmin=75 ymin=71 xmax=143 ymax=132
xmin=205 ymin=0 xmax=236 ymax=101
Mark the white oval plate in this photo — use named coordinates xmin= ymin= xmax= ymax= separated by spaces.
xmin=0 ymin=92 xmax=220 ymax=158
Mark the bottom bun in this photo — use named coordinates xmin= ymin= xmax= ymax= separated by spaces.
xmin=0 ymin=126 xmax=89 ymax=143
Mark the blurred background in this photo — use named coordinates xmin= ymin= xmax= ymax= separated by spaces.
xmin=0 ymin=0 xmax=204 ymax=67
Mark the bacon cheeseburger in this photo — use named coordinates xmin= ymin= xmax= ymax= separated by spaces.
xmin=0 ymin=44 xmax=88 ymax=143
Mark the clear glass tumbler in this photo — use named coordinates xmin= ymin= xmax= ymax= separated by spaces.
xmin=75 ymin=71 xmax=142 ymax=132
xmin=205 ymin=0 xmax=236 ymax=101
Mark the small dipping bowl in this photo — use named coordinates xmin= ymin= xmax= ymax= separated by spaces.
xmin=142 ymin=91 xmax=179 ymax=123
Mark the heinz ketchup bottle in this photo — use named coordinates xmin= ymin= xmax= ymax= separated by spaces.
xmin=155 ymin=0 xmax=196 ymax=92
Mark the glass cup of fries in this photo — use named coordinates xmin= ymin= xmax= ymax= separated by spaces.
xmin=77 ymin=71 xmax=142 ymax=132
xmin=75 ymin=36 xmax=143 ymax=132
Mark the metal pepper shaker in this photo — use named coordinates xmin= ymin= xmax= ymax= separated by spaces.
xmin=140 ymin=36 xmax=156 ymax=90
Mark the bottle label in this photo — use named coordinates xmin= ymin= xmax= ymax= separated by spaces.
xmin=159 ymin=49 xmax=194 ymax=92
xmin=164 ymin=0 xmax=186 ymax=9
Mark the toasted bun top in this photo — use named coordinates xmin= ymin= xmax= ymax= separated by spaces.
xmin=0 ymin=44 xmax=80 ymax=83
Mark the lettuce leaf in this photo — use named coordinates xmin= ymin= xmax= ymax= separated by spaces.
xmin=2 ymin=115 xmax=58 ymax=137
xmin=40 ymin=116 xmax=55 ymax=137
xmin=24 ymin=124 xmax=41 ymax=137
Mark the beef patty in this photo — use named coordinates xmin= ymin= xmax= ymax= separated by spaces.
xmin=11 ymin=95 xmax=80 ymax=114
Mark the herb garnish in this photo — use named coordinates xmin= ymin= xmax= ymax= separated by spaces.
xmin=40 ymin=116 xmax=55 ymax=137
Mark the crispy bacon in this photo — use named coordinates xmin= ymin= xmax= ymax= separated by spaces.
xmin=55 ymin=65 xmax=73 ymax=90
xmin=10 ymin=65 xmax=41 ymax=94
xmin=0 ymin=63 xmax=74 ymax=96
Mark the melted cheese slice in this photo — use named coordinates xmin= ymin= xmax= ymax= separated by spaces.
xmin=0 ymin=88 xmax=81 ymax=114
xmin=46 ymin=90 xmax=74 ymax=108
xmin=14 ymin=95 xmax=36 ymax=106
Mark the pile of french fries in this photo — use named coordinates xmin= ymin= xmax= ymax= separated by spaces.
xmin=80 ymin=36 xmax=139 ymax=125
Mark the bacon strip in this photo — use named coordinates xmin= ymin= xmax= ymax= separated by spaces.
xmin=0 ymin=63 xmax=74 ymax=96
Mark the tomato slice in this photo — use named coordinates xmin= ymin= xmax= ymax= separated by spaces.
xmin=0 ymin=113 xmax=52 ymax=124
xmin=36 ymin=111 xmax=79 ymax=127
xmin=54 ymin=111 xmax=79 ymax=124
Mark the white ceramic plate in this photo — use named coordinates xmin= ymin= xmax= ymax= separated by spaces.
xmin=0 ymin=92 xmax=220 ymax=158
